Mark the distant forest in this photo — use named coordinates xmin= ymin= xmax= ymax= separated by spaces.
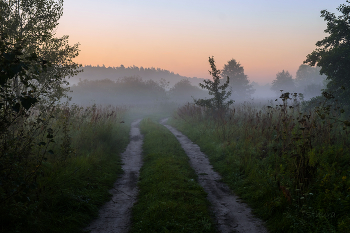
xmin=68 ymin=64 xmax=326 ymax=103
xmin=69 ymin=65 xmax=205 ymax=88
xmin=68 ymin=76 xmax=209 ymax=106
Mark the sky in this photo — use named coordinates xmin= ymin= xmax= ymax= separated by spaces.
xmin=55 ymin=0 xmax=346 ymax=84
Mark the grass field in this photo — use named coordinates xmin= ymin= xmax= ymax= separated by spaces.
xmin=169 ymin=98 xmax=350 ymax=233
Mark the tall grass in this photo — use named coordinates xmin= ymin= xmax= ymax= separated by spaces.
xmin=170 ymin=93 xmax=350 ymax=232
xmin=0 ymin=104 xmax=130 ymax=233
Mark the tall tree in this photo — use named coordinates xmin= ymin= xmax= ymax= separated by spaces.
xmin=221 ymin=59 xmax=254 ymax=100
xmin=304 ymin=0 xmax=350 ymax=104
xmin=271 ymin=70 xmax=296 ymax=94
xmin=0 ymin=1 xmax=80 ymax=220
xmin=295 ymin=64 xmax=327 ymax=99
xmin=295 ymin=64 xmax=326 ymax=88
xmin=169 ymin=79 xmax=207 ymax=103
xmin=0 ymin=0 xmax=81 ymax=103
xmin=194 ymin=57 xmax=233 ymax=112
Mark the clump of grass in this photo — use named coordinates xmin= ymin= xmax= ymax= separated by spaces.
xmin=130 ymin=119 xmax=216 ymax=233
xmin=170 ymin=93 xmax=350 ymax=233
xmin=0 ymin=104 xmax=130 ymax=233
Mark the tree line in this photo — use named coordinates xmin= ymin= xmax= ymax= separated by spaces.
xmin=69 ymin=76 xmax=209 ymax=106
xmin=70 ymin=64 xmax=206 ymax=88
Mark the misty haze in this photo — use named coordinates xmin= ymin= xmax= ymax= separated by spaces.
xmin=1 ymin=0 xmax=349 ymax=233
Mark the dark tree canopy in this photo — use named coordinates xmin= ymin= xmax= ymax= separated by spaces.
xmin=221 ymin=59 xmax=254 ymax=100
xmin=0 ymin=0 xmax=81 ymax=103
xmin=70 ymin=77 xmax=168 ymax=105
xmin=295 ymin=65 xmax=327 ymax=99
xmin=295 ymin=64 xmax=326 ymax=88
xmin=271 ymin=70 xmax=296 ymax=94
xmin=169 ymin=79 xmax=207 ymax=103
xmin=304 ymin=0 xmax=350 ymax=104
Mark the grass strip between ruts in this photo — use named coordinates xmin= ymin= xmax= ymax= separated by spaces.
xmin=130 ymin=119 xmax=216 ymax=233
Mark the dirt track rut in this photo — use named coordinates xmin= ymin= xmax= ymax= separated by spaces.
xmin=160 ymin=118 xmax=268 ymax=233
xmin=85 ymin=119 xmax=143 ymax=233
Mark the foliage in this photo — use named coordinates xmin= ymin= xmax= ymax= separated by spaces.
xmin=70 ymin=76 xmax=168 ymax=106
xmin=0 ymin=0 xmax=81 ymax=102
xmin=271 ymin=70 xmax=296 ymax=95
xmin=116 ymin=76 xmax=167 ymax=101
xmin=171 ymin=93 xmax=350 ymax=232
xmin=0 ymin=33 xmax=44 ymax=114
xmin=302 ymin=83 xmax=324 ymax=100
xmin=168 ymin=78 xmax=208 ymax=104
xmin=72 ymin=64 xmax=202 ymax=88
xmin=0 ymin=1 xmax=102 ymax=232
xmin=295 ymin=65 xmax=326 ymax=99
xmin=0 ymin=33 xmax=55 ymax=214
xmin=194 ymin=57 xmax=233 ymax=113
xmin=130 ymin=119 xmax=216 ymax=233
xmin=295 ymin=64 xmax=326 ymax=88
xmin=0 ymin=104 xmax=129 ymax=233
xmin=304 ymin=0 xmax=350 ymax=105
xmin=221 ymin=59 xmax=255 ymax=100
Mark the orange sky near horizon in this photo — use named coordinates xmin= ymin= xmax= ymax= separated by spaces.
xmin=55 ymin=0 xmax=345 ymax=84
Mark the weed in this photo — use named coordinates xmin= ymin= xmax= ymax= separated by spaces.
xmin=0 ymin=104 xmax=130 ymax=233
xmin=170 ymin=92 xmax=350 ymax=232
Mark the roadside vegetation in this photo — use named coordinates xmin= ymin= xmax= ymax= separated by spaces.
xmin=1 ymin=1 xmax=131 ymax=232
xmin=0 ymin=104 xmax=130 ymax=233
xmin=170 ymin=94 xmax=350 ymax=232
xmin=168 ymin=3 xmax=350 ymax=231
xmin=130 ymin=119 xmax=216 ymax=233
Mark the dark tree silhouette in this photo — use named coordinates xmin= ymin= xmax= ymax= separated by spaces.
xmin=169 ymin=79 xmax=207 ymax=103
xmin=0 ymin=0 xmax=81 ymax=102
xmin=295 ymin=64 xmax=326 ymax=88
xmin=194 ymin=57 xmax=233 ymax=112
xmin=304 ymin=1 xmax=350 ymax=104
xmin=295 ymin=65 xmax=326 ymax=99
xmin=271 ymin=70 xmax=296 ymax=94
xmin=221 ymin=59 xmax=254 ymax=100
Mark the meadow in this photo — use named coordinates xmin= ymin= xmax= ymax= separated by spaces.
xmin=2 ymin=89 xmax=350 ymax=233
xmin=169 ymin=93 xmax=350 ymax=232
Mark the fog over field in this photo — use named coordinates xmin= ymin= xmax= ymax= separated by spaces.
xmin=57 ymin=0 xmax=338 ymax=106
xmin=67 ymin=63 xmax=326 ymax=106
xmin=2 ymin=0 xmax=350 ymax=232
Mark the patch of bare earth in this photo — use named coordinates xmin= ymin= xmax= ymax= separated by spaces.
xmin=160 ymin=118 xmax=268 ymax=233
xmin=85 ymin=119 xmax=143 ymax=233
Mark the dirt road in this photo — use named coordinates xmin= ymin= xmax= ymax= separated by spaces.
xmin=161 ymin=118 xmax=268 ymax=233
xmin=85 ymin=119 xmax=143 ymax=233
xmin=86 ymin=118 xmax=267 ymax=233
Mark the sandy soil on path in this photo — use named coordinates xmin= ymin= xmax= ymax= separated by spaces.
xmin=85 ymin=119 xmax=143 ymax=233
xmin=160 ymin=118 xmax=268 ymax=233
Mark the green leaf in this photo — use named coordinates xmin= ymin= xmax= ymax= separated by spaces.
xmin=20 ymin=96 xmax=38 ymax=110
xmin=12 ymin=103 xmax=20 ymax=112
